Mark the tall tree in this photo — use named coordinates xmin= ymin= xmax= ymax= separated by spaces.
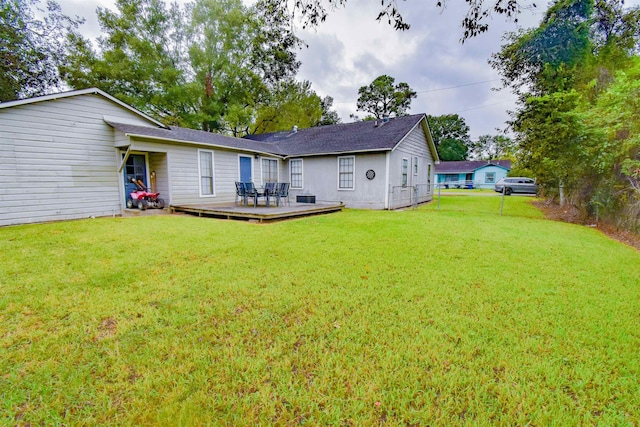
xmin=469 ymin=134 xmax=516 ymax=160
xmin=427 ymin=114 xmax=471 ymax=161
xmin=356 ymin=75 xmax=416 ymax=119
xmin=1 ymin=0 xmax=83 ymax=101
xmin=318 ymin=96 xmax=341 ymax=126
xmin=61 ymin=0 xmax=301 ymax=135
xmin=251 ymin=80 xmax=323 ymax=134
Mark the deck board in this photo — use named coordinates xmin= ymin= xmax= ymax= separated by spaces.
xmin=170 ymin=202 xmax=343 ymax=223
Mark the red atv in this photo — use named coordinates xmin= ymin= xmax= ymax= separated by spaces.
xmin=126 ymin=178 xmax=165 ymax=210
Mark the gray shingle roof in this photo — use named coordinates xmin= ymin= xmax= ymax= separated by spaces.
xmin=244 ymin=114 xmax=426 ymax=156
xmin=107 ymin=114 xmax=427 ymax=158
xmin=435 ymin=160 xmax=511 ymax=173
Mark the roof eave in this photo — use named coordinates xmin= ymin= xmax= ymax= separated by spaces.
xmin=122 ymin=131 xmax=285 ymax=158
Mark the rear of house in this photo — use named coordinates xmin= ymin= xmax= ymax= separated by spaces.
xmin=248 ymin=115 xmax=439 ymax=210
xmin=1 ymin=89 xmax=439 ymax=226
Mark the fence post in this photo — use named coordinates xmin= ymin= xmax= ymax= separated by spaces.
xmin=437 ymin=184 xmax=441 ymax=210
xmin=500 ymin=187 xmax=506 ymax=216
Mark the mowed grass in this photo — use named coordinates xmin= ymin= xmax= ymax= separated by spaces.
xmin=1 ymin=197 xmax=639 ymax=426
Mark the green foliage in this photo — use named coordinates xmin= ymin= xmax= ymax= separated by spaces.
xmin=492 ymin=0 xmax=640 ymax=230
xmin=319 ymin=95 xmax=341 ymax=126
xmin=356 ymin=75 xmax=416 ymax=119
xmin=469 ymin=134 xmax=516 ymax=160
xmin=251 ymin=80 xmax=323 ymax=134
xmin=61 ymin=0 xmax=303 ymax=135
xmin=0 ymin=0 xmax=83 ymax=101
xmin=427 ymin=114 xmax=471 ymax=161
xmin=2 ymin=206 xmax=639 ymax=424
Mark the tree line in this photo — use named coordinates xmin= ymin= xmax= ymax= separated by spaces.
xmin=491 ymin=0 xmax=640 ymax=230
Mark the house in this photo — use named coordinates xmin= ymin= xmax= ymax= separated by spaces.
xmin=434 ymin=160 xmax=511 ymax=189
xmin=244 ymin=115 xmax=439 ymax=209
xmin=0 ymin=88 xmax=439 ymax=226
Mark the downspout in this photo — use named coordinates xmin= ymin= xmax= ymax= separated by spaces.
xmin=384 ymin=151 xmax=391 ymax=209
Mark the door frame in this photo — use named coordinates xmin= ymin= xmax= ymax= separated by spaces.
xmin=238 ymin=154 xmax=253 ymax=182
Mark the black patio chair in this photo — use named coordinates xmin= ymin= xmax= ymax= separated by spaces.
xmin=243 ymin=181 xmax=262 ymax=206
xmin=276 ymin=182 xmax=290 ymax=206
xmin=235 ymin=182 xmax=247 ymax=206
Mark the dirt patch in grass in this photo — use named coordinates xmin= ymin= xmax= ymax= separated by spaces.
xmin=534 ymin=199 xmax=640 ymax=251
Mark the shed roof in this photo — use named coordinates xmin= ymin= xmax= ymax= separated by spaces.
xmin=435 ymin=160 xmax=511 ymax=174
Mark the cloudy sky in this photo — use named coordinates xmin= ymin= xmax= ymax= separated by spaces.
xmin=55 ymin=0 xmax=549 ymax=138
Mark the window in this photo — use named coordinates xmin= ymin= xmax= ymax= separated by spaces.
xmin=198 ymin=150 xmax=214 ymax=196
xmin=290 ymin=159 xmax=303 ymax=189
xmin=261 ymin=158 xmax=278 ymax=183
xmin=485 ymin=172 xmax=496 ymax=184
xmin=413 ymin=156 xmax=418 ymax=175
xmin=338 ymin=156 xmax=354 ymax=190
xmin=402 ymin=158 xmax=408 ymax=187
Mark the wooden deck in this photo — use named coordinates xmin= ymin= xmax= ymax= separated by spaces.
xmin=170 ymin=202 xmax=344 ymax=223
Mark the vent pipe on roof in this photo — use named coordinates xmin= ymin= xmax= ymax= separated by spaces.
xmin=292 ymin=125 xmax=298 ymax=133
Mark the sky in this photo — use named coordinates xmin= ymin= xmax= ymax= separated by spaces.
xmin=54 ymin=0 xmax=549 ymax=139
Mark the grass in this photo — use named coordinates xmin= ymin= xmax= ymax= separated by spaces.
xmin=1 ymin=197 xmax=639 ymax=425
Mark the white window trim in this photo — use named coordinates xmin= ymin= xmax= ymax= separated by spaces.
xmin=198 ymin=149 xmax=215 ymax=197
xmin=260 ymin=157 xmax=279 ymax=185
xmin=485 ymin=172 xmax=496 ymax=184
xmin=238 ymin=154 xmax=253 ymax=182
xmin=401 ymin=157 xmax=409 ymax=190
xmin=337 ymin=156 xmax=355 ymax=191
xmin=290 ymin=158 xmax=303 ymax=189
xmin=413 ymin=156 xmax=418 ymax=175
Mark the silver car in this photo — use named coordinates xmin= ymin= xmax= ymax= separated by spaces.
xmin=494 ymin=177 xmax=538 ymax=195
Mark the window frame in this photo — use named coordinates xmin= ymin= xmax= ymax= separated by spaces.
xmin=198 ymin=149 xmax=215 ymax=197
xmin=402 ymin=157 xmax=409 ymax=188
xmin=337 ymin=156 xmax=355 ymax=191
xmin=261 ymin=157 xmax=279 ymax=184
xmin=290 ymin=158 xmax=303 ymax=189
xmin=485 ymin=172 xmax=496 ymax=184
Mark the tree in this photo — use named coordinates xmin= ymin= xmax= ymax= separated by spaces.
xmin=61 ymin=0 xmax=301 ymax=135
xmin=1 ymin=0 xmax=83 ymax=101
xmin=427 ymin=114 xmax=471 ymax=161
xmin=260 ymin=0 xmax=535 ymax=41
xmin=318 ymin=96 xmax=341 ymax=126
xmin=469 ymin=134 xmax=516 ymax=160
xmin=251 ymin=80 xmax=323 ymax=134
xmin=356 ymin=75 xmax=416 ymax=119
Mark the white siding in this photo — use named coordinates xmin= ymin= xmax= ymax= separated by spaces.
xmin=0 ymin=94 xmax=156 ymax=226
xmin=389 ymin=121 xmax=435 ymax=209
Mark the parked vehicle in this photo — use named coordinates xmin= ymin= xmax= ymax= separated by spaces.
xmin=494 ymin=177 xmax=537 ymax=195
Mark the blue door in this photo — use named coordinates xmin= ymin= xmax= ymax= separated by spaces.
xmin=124 ymin=154 xmax=147 ymax=201
xmin=239 ymin=156 xmax=252 ymax=182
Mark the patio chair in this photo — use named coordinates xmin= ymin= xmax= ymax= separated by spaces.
xmin=243 ymin=181 xmax=261 ymax=206
xmin=276 ymin=182 xmax=290 ymax=206
xmin=235 ymin=182 xmax=247 ymax=206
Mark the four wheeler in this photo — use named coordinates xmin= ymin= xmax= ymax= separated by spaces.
xmin=126 ymin=177 xmax=165 ymax=210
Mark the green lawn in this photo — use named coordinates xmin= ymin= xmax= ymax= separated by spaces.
xmin=1 ymin=197 xmax=639 ymax=425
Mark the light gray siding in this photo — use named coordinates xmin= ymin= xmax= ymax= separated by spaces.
xmin=388 ymin=121 xmax=435 ymax=209
xmin=0 ymin=94 xmax=156 ymax=226
xmin=124 ymin=137 xmax=268 ymax=206
xmin=288 ymin=153 xmax=388 ymax=209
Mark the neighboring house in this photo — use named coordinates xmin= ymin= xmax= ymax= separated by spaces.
xmin=0 ymin=88 xmax=439 ymax=226
xmin=434 ymin=160 xmax=511 ymax=189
